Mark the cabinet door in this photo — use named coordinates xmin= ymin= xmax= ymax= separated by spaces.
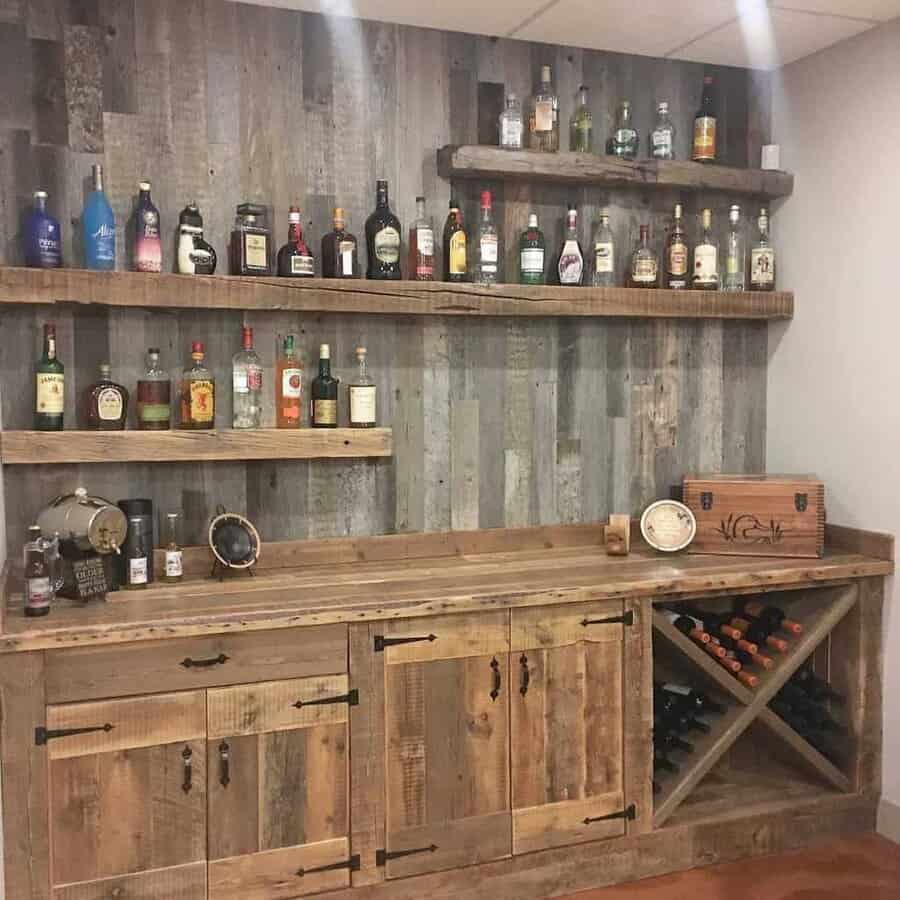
xmin=206 ymin=675 xmax=352 ymax=900
xmin=46 ymin=691 xmax=207 ymax=898
xmin=510 ymin=601 xmax=628 ymax=854
xmin=380 ymin=612 xmax=511 ymax=879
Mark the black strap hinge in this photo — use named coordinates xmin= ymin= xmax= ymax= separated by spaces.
xmin=297 ymin=854 xmax=360 ymax=877
xmin=584 ymin=804 xmax=636 ymax=825
xmin=293 ymin=689 xmax=359 ymax=709
xmin=581 ymin=610 xmax=634 ymax=627
xmin=374 ymin=633 xmax=437 ymax=653
xmin=376 ymin=844 xmax=438 ymax=866
xmin=35 ymin=723 xmax=114 ymax=745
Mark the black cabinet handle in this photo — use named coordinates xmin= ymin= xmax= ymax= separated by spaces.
xmin=180 ymin=653 xmax=229 ymax=669
xmin=519 ymin=654 xmax=530 ymax=696
xmin=219 ymin=740 xmax=230 ymax=787
xmin=182 ymin=745 xmax=193 ymax=793
xmin=490 ymin=657 xmax=501 ymax=701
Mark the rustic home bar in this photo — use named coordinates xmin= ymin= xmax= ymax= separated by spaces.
xmin=0 ymin=1 xmax=896 ymax=898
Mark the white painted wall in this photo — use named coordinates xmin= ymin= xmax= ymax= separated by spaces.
xmin=768 ymin=16 xmax=900 ymax=837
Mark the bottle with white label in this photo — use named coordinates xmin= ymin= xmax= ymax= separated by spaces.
xmin=474 ymin=190 xmax=500 ymax=285
xmin=749 ymin=207 xmax=776 ymax=292
xmin=24 ymin=525 xmax=52 ymax=617
xmin=321 ymin=207 xmax=359 ymax=278
xmin=692 ymin=208 xmax=719 ymax=290
xmin=349 ymin=346 xmax=377 ymax=429
xmin=499 ymin=94 xmax=523 ymax=150
xmin=630 ymin=225 xmax=659 ymax=288
xmin=528 ymin=66 xmax=559 ymax=152
xmin=124 ymin=518 xmax=149 ymax=591
xmin=163 ymin=512 xmax=183 ymax=583
xmin=557 ymin=205 xmax=584 ymax=286
xmin=408 ymin=196 xmax=435 ymax=281
xmin=232 ymin=326 xmax=262 ymax=429
xmin=591 ymin=213 xmax=616 ymax=287
xmin=723 ymin=205 xmax=746 ymax=292
xmin=650 ymin=101 xmax=675 ymax=160
xmin=519 ymin=214 xmax=545 ymax=285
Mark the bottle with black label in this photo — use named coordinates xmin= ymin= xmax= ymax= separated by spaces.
xmin=349 ymin=346 xmax=376 ymax=428
xmin=24 ymin=525 xmax=52 ymax=617
xmin=365 ymin=180 xmax=402 ymax=279
xmin=311 ymin=344 xmax=339 ymax=428
xmin=177 ymin=203 xmax=217 ymax=275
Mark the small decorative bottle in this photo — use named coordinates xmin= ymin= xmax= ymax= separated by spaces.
xmin=557 ymin=206 xmax=584 ymax=286
xmin=474 ymin=190 xmax=499 ymax=285
xmin=276 ymin=334 xmax=303 ymax=428
xmin=443 ymin=200 xmax=467 ymax=283
xmin=163 ymin=512 xmax=183 ymax=584
xmin=277 ymin=207 xmax=315 ymax=277
xmin=349 ymin=346 xmax=377 ymax=428
xmin=310 ymin=344 xmax=339 ymax=428
xmin=407 ymin=196 xmax=435 ymax=281
xmin=749 ymin=207 xmax=776 ymax=292
xmin=611 ymin=101 xmax=639 ymax=160
xmin=177 ymin=203 xmax=217 ymax=275
xmin=124 ymin=517 xmax=149 ymax=590
xmin=499 ymin=94 xmax=523 ymax=150
xmin=132 ymin=181 xmax=162 ymax=272
xmin=591 ymin=213 xmax=616 ymax=287
xmin=723 ymin=205 xmax=746 ymax=292
xmin=232 ymin=327 xmax=262 ymax=429
xmin=650 ymin=101 xmax=676 ymax=160
xmin=630 ymin=225 xmax=659 ymax=288
xmin=136 ymin=348 xmax=171 ymax=430
xmin=180 ymin=341 xmax=215 ymax=429
xmin=35 ymin=322 xmax=65 ymax=431
xmin=82 ymin=165 xmax=116 ymax=270
xmin=519 ymin=214 xmax=545 ymax=285
xmin=86 ymin=363 xmax=129 ymax=430
xmin=570 ymin=85 xmax=593 ymax=153
xmin=24 ymin=191 xmax=62 ymax=269
xmin=321 ymin=207 xmax=359 ymax=278
xmin=24 ymin=525 xmax=52 ymax=617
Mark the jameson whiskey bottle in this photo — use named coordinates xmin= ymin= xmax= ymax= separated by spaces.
xmin=180 ymin=342 xmax=215 ymax=429
xmin=365 ymin=180 xmax=402 ymax=279
xmin=311 ymin=344 xmax=339 ymax=428
xmin=35 ymin=323 xmax=65 ymax=431
xmin=692 ymin=75 xmax=717 ymax=162
xmin=664 ymin=204 xmax=689 ymax=289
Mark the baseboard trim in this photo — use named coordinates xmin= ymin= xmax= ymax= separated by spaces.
xmin=877 ymin=798 xmax=900 ymax=842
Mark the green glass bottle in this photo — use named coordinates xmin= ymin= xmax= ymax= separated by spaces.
xmin=35 ymin=322 xmax=65 ymax=431
xmin=570 ymin=85 xmax=593 ymax=153
xmin=519 ymin=213 xmax=546 ymax=285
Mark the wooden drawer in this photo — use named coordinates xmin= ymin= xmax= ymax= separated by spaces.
xmin=511 ymin=600 xmax=626 ymax=651
xmin=378 ymin=611 xmax=509 ymax=664
xmin=45 ymin=624 xmax=348 ymax=702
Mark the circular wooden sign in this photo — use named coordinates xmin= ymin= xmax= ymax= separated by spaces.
xmin=640 ymin=500 xmax=696 ymax=553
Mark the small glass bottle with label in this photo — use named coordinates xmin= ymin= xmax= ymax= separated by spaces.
xmin=749 ymin=207 xmax=776 ymax=292
xmin=408 ymin=196 xmax=435 ymax=281
xmin=24 ymin=525 xmax=52 ymax=617
xmin=630 ymin=225 xmax=659 ymax=288
xmin=162 ymin=512 xmax=183 ymax=584
xmin=443 ymin=200 xmax=467 ymax=283
xmin=124 ymin=517 xmax=149 ymax=590
xmin=137 ymin=348 xmax=171 ymax=430
xmin=557 ymin=206 xmax=584 ymax=286
xmin=232 ymin=326 xmax=262 ymax=429
xmin=230 ymin=203 xmax=272 ymax=276
xmin=86 ymin=363 xmax=129 ymax=430
xmin=591 ymin=213 xmax=616 ymax=287
xmin=650 ymin=101 xmax=675 ymax=160
xmin=519 ymin=214 xmax=545 ymax=285
xmin=311 ymin=344 xmax=339 ymax=428
xmin=180 ymin=341 xmax=215 ymax=429
xmin=499 ymin=94 xmax=523 ymax=150
xmin=570 ymin=85 xmax=593 ymax=153
xmin=277 ymin=207 xmax=315 ymax=277
xmin=611 ymin=101 xmax=639 ymax=160
xmin=692 ymin=75 xmax=717 ymax=163
xmin=35 ymin=322 xmax=65 ymax=431
xmin=349 ymin=346 xmax=377 ymax=428
xmin=664 ymin=204 xmax=689 ymax=289
xmin=132 ymin=181 xmax=162 ymax=272
xmin=276 ymin=334 xmax=303 ymax=428
xmin=692 ymin=208 xmax=720 ymax=290
xmin=474 ymin=190 xmax=499 ymax=285
xmin=723 ymin=205 xmax=746 ymax=292
xmin=528 ymin=65 xmax=559 ymax=152
xmin=321 ymin=208 xmax=359 ymax=278
xmin=24 ymin=190 xmax=62 ymax=269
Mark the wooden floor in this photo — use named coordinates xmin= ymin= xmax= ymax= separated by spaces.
xmin=559 ymin=834 xmax=900 ymax=899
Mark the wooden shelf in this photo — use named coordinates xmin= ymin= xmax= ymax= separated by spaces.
xmin=438 ymin=145 xmax=795 ymax=199
xmin=0 ymin=267 xmax=793 ymax=320
xmin=0 ymin=428 xmax=393 ymax=465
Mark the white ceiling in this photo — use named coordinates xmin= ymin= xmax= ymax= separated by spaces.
xmin=233 ymin=0 xmax=900 ymax=68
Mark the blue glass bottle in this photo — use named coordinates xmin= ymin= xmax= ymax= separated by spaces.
xmin=24 ymin=190 xmax=62 ymax=268
xmin=82 ymin=164 xmax=116 ymax=270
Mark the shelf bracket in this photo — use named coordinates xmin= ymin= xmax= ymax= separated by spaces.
xmin=297 ymin=854 xmax=360 ymax=877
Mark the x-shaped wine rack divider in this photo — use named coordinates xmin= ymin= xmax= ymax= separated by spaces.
xmin=650 ymin=585 xmax=857 ymax=827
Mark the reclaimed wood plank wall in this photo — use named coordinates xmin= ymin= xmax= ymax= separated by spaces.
xmin=0 ymin=0 xmax=770 ymax=551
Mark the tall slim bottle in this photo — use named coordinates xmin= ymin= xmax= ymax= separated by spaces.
xmin=692 ymin=75 xmax=717 ymax=162
xmin=232 ymin=326 xmax=262 ymax=429
xmin=749 ymin=208 xmax=776 ymax=291
xmin=692 ymin=208 xmax=719 ymax=290
xmin=83 ymin=164 xmax=116 ymax=270
xmin=443 ymin=201 xmax=467 ymax=282
xmin=35 ymin=323 xmax=65 ymax=431
xmin=519 ymin=214 xmax=545 ymax=285
xmin=474 ymin=190 xmax=499 ymax=285
xmin=664 ymin=204 xmax=689 ymax=289
xmin=408 ymin=196 xmax=435 ymax=281
xmin=310 ymin=344 xmax=339 ymax=428
xmin=276 ymin=334 xmax=303 ymax=428
xmin=723 ymin=205 xmax=746 ymax=292
xmin=132 ymin=181 xmax=162 ymax=272
xmin=528 ymin=65 xmax=559 ymax=152
xmin=591 ymin=213 xmax=616 ymax=287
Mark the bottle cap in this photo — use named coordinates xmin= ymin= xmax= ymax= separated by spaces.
xmin=376 ymin=179 xmax=388 ymax=189
xmin=674 ymin=203 xmax=683 ymax=218
xmin=658 ymin=101 xmax=669 ymax=113
xmin=99 ymin=363 xmax=111 ymax=377
xmin=640 ymin=224 xmax=649 ymax=238
xmin=480 ymin=190 xmax=492 ymax=208
xmin=139 ymin=181 xmax=151 ymax=191
xmin=579 ymin=83 xmax=589 ymax=92
xmin=415 ymin=195 xmax=425 ymax=204
xmin=540 ymin=65 xmax=551 ymax=82
xmin=44 ymin=322 xmax=56 ymax=335
xmin=148 ymin=347 xmax=160 ymax=355
xmin=527 ymin=213 xmax=538 ymax=228
xmin=701 ymin=208 xmax=712 ymax=228
xmin=333 ymin=207 xmax=345 ymax=226
xmin=507 ymin=93 xmax=517 ymax=103
xmin=599 ymin=212 xmax=609 ymax=223
xmin=621 ymin=99 xmax=631 ymax=109
xmin=356 ymin=345 xmax=367 ymax=356
xmin=729 ymin=204 xmax=740 ymax=223
xmin=242 ymin=326 xmax=253 ymax=347
xmin=320 ymin=343 xmax=331 ymax=359
xmin=284 ymin=333 xmax=295 ymax=351
xmin=33 ymin=190 xmax=48 ymax=199
xmin=191 ymin=341 xmax=204 ymax=354
xmin=449 ymin=199 xmax=459 ymax=210
xmin=704 ymin=74 xmax=714 ymax=85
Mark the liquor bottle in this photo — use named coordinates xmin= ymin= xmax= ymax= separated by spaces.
xmin=664 ymin=204 xmax=689 ymax=289
xmin=136 ymin=348 xmax=171 ymax=430
xmin=276 ymin=334 xmax=303 ymax=428
xmin=528 ymin=65 xmax=559 ymax=152
xmin=749 ymin=207 xmax=776 ymax=291
xmin=82 ymin=164 xmax=116 ymax=270
xmin=692 ymin=208 xmax=719 ymax=290
xmin=24 ymin=525 xmax=51 ymax=617
xmin=132 ymin=181 xmax=162 ymax=272
xmin=349 ymin=346 xmax=376 ymax=428
xmin=692 ymin=75 xmax=717 ymax=163
xmin=230 ymin=203 xmax=272 ymax=275
xmin=35 ymin=323 xmax=65 ymax=431
xmin=474 ymin=190 xmax=499 ymax=285
xmin=85 ymin=364 xmax=129 ymax=430
xmin=570 ymin=84 xmax=593 ymax=152
xmin=684 ymin=609 xmax=757 ymax=652
xmin=661 ymin=610 xmax=711 ymax=644
xmin=655 ymin=683 xmax=726 ymax=716
xmin=163 ymin=511 xmax=183 ymax=583
xmin=650 ymin=101 xmax=675 ymax=160
xmin=611 ymin=101 xmax=639 ymax=160
xmin=630 ymin=225 xmax=659 ymax=287
xmin=365 ymin=180 xmax=402 ymax=280
xmin=557 ymin=206 xmax=584 ymax=286
xmin=735 ymin=600 xmax=802 ymax=635
xmin=519 ymin=213 xmax=545 ymax=285
xmin=277 ymin=207 xmax=315 ymax=277
xmin=232 ymin=326 xmax=262 ymax=429
xmin=591 ymin=213 xmax=616 ymax=287
xmin=24 ymin=191 xmax=62 ymax=269
xmin=124 ymin=517 xmax=149 ymax=590
xmin=311 ymin=344 xmax=339 ymax=427
xmin=499 ymin=93 xmax=523 ymax=150
xmin=723 ymin=205 xmax=746 ymax=292
xmin=321 ymin=207 xmax=359 ymax=278
xmin=443 ymin=200 xmax=467 ymax=282
xmin=176 ymin=203 xmax=216 ymax=275
xmin=408 ymin=196 xmax=435 ymax=281
xmin=180 ymin=342 xmax=215 ymax=430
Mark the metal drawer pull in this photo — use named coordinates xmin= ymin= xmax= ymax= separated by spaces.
xmin=219 ymin=740 xmax=230 ymax=787
xmin=180 ymin=653 xmax=229 ymax=669
xmin=584 ymin=804 xmax=635 ymax=825
xmin=182 ymin=745 xmax=193 ymax=793
xmin=293 ymin=689 xmax=359 ymax=709
xmin=490 ymin=657 xmax=501 ymax=701
xmin=297 ymin=854 xmax=360 ymax=876
xmin=519 ymin=654 xmax=530 ymax=696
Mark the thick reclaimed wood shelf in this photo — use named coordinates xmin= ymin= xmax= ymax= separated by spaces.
xmin=0 ymin=267 xmax=793 ymax=320
xmin=438 ymin=145 xmax=795 ymax=198
xmin=0 ymin=428 xmax=393 ymax=464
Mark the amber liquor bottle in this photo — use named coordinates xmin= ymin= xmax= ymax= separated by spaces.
xmin=321 ymin=208 xmax=359 ymax=278
xmin=443 ymin=201 xmax=467 ymax=282
xmin=276 ymin=334 xmax=303 ymax=428
xmin=180 ymin=342 xmax=215 ymax=429
xmin=310 ymin=344 xmax=339 ymax=428
xmin=692 ymin=75 xmax=717 ymax=162
xmin=365 ymin=180 xmax=402 ymax=279
xmin=86 ymin=364 xmax=129 ymax=430
xmin=664 ymin=204 xmax=689 ymax=289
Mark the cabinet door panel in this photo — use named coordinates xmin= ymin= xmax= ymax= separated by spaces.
xmin=52 ymin=861 xmax=206 ymax=900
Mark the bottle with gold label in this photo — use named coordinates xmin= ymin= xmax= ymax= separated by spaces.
xmin=35 ymin=322 xmax=65 ymax=431
xmin=180 ymin=341 xmax=215 ymax=429
xmin=630 ymin=225 xmax=659 ymax=288
xmin=349 ymin=346 xmax=376 ymax=428
xmin=86 ymin=364 xmax=129 ymax=430
xmin=664 ymin=204 xmax=689 ymax=289
xmin=443 ymin=200 xmax=467 ymax=282
xmin=692 ymin=75 xmax=717 ymax=162
xmin=311 ymin=344 xmax=339 ymax=428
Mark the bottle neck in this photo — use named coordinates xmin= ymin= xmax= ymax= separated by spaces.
xmin=44 ymin=335 xmax=56 ymax=360
xmin=93 ymin=170 xmax=104 ymax=192
xmin=618 ymin=107 xmax=631 ymax=126
xmin=319 ymin=355 xmax=331 ymax=377
xmin=139 ymin=189 xmax=151 ymax=204
xmin=416 ymin=200 xmax=426 ymax=221
xmin=376 ymin=188 xmax=388 ymax=209
xmin=481 ymin=205 xmax=492 ymax=223
xmin=288 ymin=221 xmax=302 ymax=244
xmin=358 ymin=356 xmax=368 ymax=379
xmin=566 ymin=213 xmax=577 ymax=235
xmin=34 ymin=196 xmax=47 ymax=213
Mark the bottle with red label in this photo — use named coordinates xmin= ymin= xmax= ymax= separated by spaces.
xmin=277 ymin=207 xmax=315 ymax=277
xmin=276 ymin=334 xmax=303 ymax=428
xmin=232 ymin=327 xmax=262 ymax=429
xmin=557 ymin=205 xmax=584 ymax=285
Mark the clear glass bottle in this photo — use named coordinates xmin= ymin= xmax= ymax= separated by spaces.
xmin=83 ymin=164 xmax=116 ymax=270
xmin=557 ymin=205 xmax=584 ymax=286
xmin=692 ymin=208 xmax=719 ymax=290
xmin=591 ymin=213 xmax=616 ymax=287
xmin=475 ymin=190 xmax=499 ymax=285
xmin=276 ymin=334 xmax=303 ymax=428
xmin=650 ymin=101 xmax=675 ymax=161
xmin=528 ymin=65 xmax=559 ymax=153
xmin=519 ymin=213 xmax=545 ymax=285
xmin=311 ymin=344 xmax=339 ymax=428
xmin=499 ymin=94 xmax=523 ymax=150
xmin=137 ymin=348 xmax=171 ymax=430
xmin=611 ymin=101 xmax=639 ymax=160
xmin=24 ymin=525 xmax=51 ymax=617
xmin=349 ymin=346 xmax=377 ymax=428
xmin=723 ymin=205 xmax=746 ymax=292
xmin=233 ymin=326 xmax=262 ymax=429
xmin=749 ymin=207 xmax=776 ymax=292
xmin=86 ymin=363 xmax=129 ymax=430
xmin=443 ymin=200 xmax=467 ymax=282
xmin=277 ymin=207 xmax=315 ymax=277
xmin=570 ymin=84 xmax=593 ymax=153
xmin=630 ymin=225 xmax=659 ymax=287
xmin=408 ymin=196 xmax=435 ymax=281
xmin=124 ymin=517 xmax=148 ymax=590
xmin=163 ymin=511 xmax=183 ymax=583
xmin=132 ymin=181 xmax=161 ymax=272
xmin=180 ymin=341 xmax=215 ymax=429
xmin=35 ymin=322 xmax=64 ymax=431
xmin=664 ymin=203 xmax=689 ymax=289
xmin=24 ymin=191 xmax=62 ymax=269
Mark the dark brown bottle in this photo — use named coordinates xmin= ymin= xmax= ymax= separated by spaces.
xmin=310 ymin=343 xmax=339 ymax=427
xmin=321 ymin=207 xmax=359 ymax=278
xmin=277 ymin=207 xmax=315 ymax=277
xmin=365 ymin=180 xmax=402 ymax=279
xmin=692 ymin=75 xmax=717 ymax=162
xmin=442 ymin=201 xmax=467 ymax=282
xmin=664 ymin=204 xmax=689 ymax=289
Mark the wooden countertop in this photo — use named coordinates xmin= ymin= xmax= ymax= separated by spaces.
xmin=1 ymin=523 xmax=892 ymax=653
